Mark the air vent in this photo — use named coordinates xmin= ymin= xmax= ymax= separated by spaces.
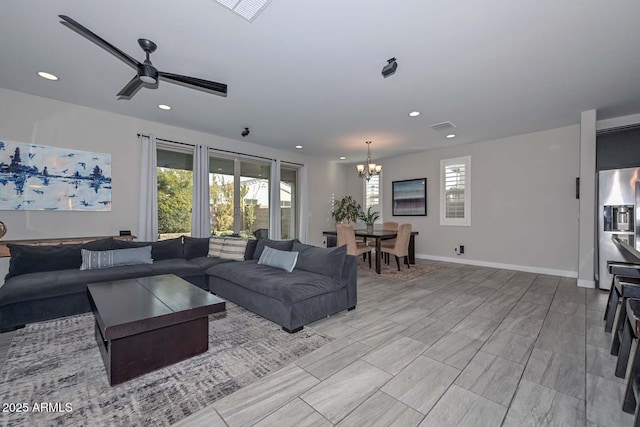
xmin=214 ymin=0 xmax=274 ymax=21
xmin=430 ymin=121 xmax=457 ymax=132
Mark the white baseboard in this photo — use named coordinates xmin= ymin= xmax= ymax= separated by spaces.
xmin=416 ymin=253 xmax=578 ymax=278
xmin=577 ymin=279 xmax=596 ymax=289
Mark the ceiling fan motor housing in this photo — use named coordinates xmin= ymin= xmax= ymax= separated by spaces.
xmin=138 ymin=62 xmax=158 ymax=84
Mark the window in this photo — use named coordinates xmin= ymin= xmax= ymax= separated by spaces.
xmin=156 ymin=148 xmax=194 ymax=239
xmin=440 ymin=156 xmax=471 ymax=226
xmin=209 ymin=155 xmax=270 ymax=238
xmin=363 ymin=173 xmax=382 ymax=221
xmin=280 ymin=166 xmax=299 ymax=239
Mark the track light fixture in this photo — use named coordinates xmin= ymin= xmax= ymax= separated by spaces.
xmin=381 ymin=57 xmax=397 ymax=78
xmin=241 ymin=127 xmax=250 ymax=137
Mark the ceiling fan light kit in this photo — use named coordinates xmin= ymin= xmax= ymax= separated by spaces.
xmin=58 ymin=15 xmax=228 ymax=99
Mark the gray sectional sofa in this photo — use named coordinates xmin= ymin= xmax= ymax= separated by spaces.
xmin=0 ymin=236 xmax=357 ymax=333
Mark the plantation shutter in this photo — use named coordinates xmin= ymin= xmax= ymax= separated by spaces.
xmin=444 ymin=162 xmax=466 ymax=219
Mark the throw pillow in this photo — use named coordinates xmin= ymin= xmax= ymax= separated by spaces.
xmin=150 ymin=237 xmax=184 ymax=260
xmin=253 ymin=238 xmax=295 ymax=260
xmin=244 ymin=238 xmax=258 ymax=260
xmin=208 ymin=236 xmax=226 ymax=258
xmin=183 ymin=236 xmax=209 ymax=259
xmin=82 ymin=237 xmax=116 ymax=251
xmin=292 ymin=242 xmax=347 ymax=281
xmin=5 ymin=243 xmax=83 ymax=280
xmin=257 ymin=246 xmax=299 ymax=273
xmin=80 ymin=246 xmax=153 ymax=270
xmin=219 ymin=237 xmax=249 ymax=261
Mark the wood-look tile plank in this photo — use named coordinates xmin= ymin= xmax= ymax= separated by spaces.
xmin=503 ymin=380 xmax=585 ymax=427
xmin=586 ymin=373 xmax=634 ymax=427
xmin=301 ymin=360 xmax=392 ymax=424
xmin=523 ymin=348 xmax=585 ymax=400
xmin=381 ymin=356 xmax=460 ymax=415
xmin=348 ymin=319 xmax=407 ymax=348
xmin=418 ymin=385 xmax=507 ymax=427
xmin=335 ymin=391 xmax=424 ymax=427
xmin=481 ymin=330 xmax=535 ymax=365
xmin=497 ymin=314 xmax=544 ymax=338
xmin=252 ymin=398 xmax=332 ymax=427
xmin=213 ymin=364 xmax=319 ymax=427
xmin=454 ymin=351 xmax=525 ymax=406
xmin=362 ymin=336 xmax=429 ymax=375
xmin=295 ymin=337 xmax=372 ymax=381
xmin=423 ymin=331 xmax=484 ymax=369
xmin=451 ymin=315 xmax=500 ymax=341
xmin=542 ymin=311 xmax=586 ymax=335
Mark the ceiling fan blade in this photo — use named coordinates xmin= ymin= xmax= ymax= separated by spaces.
xmin=117 ymin=76 xmax=144 ymax=99
xmin=59 ymin=15 xmax=139 ymax=70
xmin=158 ymin=72 xmax=227 ymax=97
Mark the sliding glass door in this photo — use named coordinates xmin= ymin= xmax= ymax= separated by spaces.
xmin=209 ymin=154 xmax=271 ymax=238
xmin=156 ymin=148 xmax=193 ymax=239
xmin=280 ymin=166 xmax=298 ymax=239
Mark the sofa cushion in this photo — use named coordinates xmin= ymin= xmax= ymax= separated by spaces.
xmin=0 ymin=259 xmax=202 ymax=306
xmin=80 ymin=246 xmax=153 ymax=270
xmin=258 ymin=246 xmax=298 ymax=272
xmin=188 ymin=256 xmax=234 ymax=270
xmin=113 ymin=238 xmax=184 ymax=261
xmin=253 ymin=238 xmax=295 ymax=260
xmin=6 ymin=243 xmax=83 ymax=280
xmin=208 ymin=236 xmax=226 ymax=258
xmin=220 ymin=237 xmax=249 ymax=261
xmin=184 ymin=237 xmax=210 ymax=259
xmin=82 ymin=238 xmax=115 ymax=251
xmin=293 ymin=242 xmax=346 ymax=281
xmin=244 ymin=238 xmax=258 ymax=260
xmin=206 ymin=261 xmax=345 ymax=305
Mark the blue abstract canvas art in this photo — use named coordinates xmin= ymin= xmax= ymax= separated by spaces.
xmin=0 ymin=140 xmax=111 ymax=211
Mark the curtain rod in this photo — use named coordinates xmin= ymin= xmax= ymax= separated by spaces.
xmin=138 ymin=133 xmax=304 ymax=167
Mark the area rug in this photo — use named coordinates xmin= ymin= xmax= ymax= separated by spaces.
xmin=358 ymin=259 xmax=443 ymax=281
xmin=0 ymin=304 xmax=333 ymax=426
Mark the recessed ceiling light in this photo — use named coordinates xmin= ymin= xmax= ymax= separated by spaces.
xmin=446 ymin=134 xmax=456 ymax=139
xmin=339 ymin=156 xmax=346 ymax=160
xmin=295 ymin=145 xmax=303 ymax=149
xmin=158 ymin=104 xmax=171 ymax=110
xmin=408 ymin=111 xmax=420 ymax=117
xmin=37 ymin=71 xmax=58 ymax=81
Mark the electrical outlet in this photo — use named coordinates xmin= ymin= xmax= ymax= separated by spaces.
xmin=459 ymin=245 xmax=465 ymax=254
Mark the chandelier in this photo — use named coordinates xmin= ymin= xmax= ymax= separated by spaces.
xmin=356 ymin=141 xmax=382 ymax=180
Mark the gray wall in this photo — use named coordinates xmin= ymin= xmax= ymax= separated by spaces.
xmin=346 ymin=125 xmax=581 ymax=276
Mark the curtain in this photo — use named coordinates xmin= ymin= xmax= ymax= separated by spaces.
xmin=298 ymin=164 xmax=309 ymax=243
xmin=191 ymin=145 xmax=210 ymax=237
xmin=138 ymin=134 xmax=158 ymax=241
xmin=269 ymin=159 xmax=281 ymax=239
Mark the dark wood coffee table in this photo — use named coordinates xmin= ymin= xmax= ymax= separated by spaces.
xmin=87 ymin=274 xmax=225 ymax=385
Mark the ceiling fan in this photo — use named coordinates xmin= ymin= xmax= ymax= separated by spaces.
xmin=58 ymin=15 xmax=228 ymax=99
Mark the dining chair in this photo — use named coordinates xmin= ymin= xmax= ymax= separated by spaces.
xmin=381 ymin=223 xmax=412 ymax=271
xmin=336 ymin=223 xmax=372 ymax=268
xmin=381 ymin=221 xmax=399 ymax=264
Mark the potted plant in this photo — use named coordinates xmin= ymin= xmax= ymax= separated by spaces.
xmin=359 ymin=206 xmax=380 ymax=233
xmin=331 ymin=196 xmax=361 ymax=224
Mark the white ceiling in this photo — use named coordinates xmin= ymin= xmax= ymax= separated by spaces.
xmin=1 ymin=0 xmax=639 ymax=162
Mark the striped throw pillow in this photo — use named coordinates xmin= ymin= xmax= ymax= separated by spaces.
xmin=220 ymin=237 xmax=249 ymax=261
xmin=208 ymin=236 xmax=226 ymax=258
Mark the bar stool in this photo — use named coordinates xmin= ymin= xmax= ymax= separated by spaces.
xmin=604 ymin=262 xmax=640 ymax=332
xmin=610 ymin=277 xmax=640 ymax=356
xmin=622 ymin=299 xmax=640 ymax=413
xmin=616 ymin=299 xmax=640 ymax=378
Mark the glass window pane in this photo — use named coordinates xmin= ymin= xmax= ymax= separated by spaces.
xmin=240 ymin=160 xmax=270 ymax=238
xmin=364 ymin=174 xmax=381 ymax=218
xmin=210 ymin=156 xmax=235 ymax=236
xmin=157 ymin=148 xmax=193 ymax=240
xmin=281 ymin=166 xmax=297 ymax=239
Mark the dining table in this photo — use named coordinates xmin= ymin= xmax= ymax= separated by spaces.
xmin=322 ymin=228 xmax=419 ymax=274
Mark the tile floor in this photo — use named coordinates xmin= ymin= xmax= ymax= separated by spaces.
xmin=174 ymin=260 xmax=635 ymax=427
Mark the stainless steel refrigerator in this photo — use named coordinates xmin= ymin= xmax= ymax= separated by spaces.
xmin=597 ymin=167 xmax=640 ymax=289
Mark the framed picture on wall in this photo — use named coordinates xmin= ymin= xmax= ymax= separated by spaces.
xmin=392 ymin=178 xmax=427 ymax=216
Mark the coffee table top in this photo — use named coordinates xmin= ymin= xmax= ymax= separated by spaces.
xmin=87 ymin=274 xmax=225 ymax=340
